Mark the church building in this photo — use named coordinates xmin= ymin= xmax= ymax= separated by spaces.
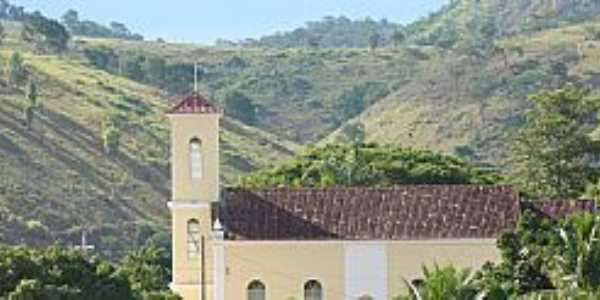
xmin=166 ymin=94 xmax=595 ymax=300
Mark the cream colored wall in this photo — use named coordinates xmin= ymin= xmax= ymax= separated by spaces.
xmin=223 ymin=242 xmax=346 ymax=300
xmin=387 ymin=240 xmax=500 ymax=298
xmin=220 ymin=240 xmax=499 ymax=300
xmin=169 ymin=114 xmax=220 ymax=203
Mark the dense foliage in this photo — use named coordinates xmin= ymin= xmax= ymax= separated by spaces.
xmin=21 ymin=12 xmax=70 ymax=53
xmin=217 ymin=16 xmax=403 ymax=48
xmin=62 ymin=9 xmax=143 ymax=41
xmin=241 ymin=144 xmax=498 ymax=187
xmin=508 ymin=88 xmax=600 ymax=199
xmin=0 ymin=246 xmax=179 ymax=300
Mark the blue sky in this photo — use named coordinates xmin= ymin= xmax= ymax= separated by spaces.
xmin=11 ymin=0 xmax=448 ymax=44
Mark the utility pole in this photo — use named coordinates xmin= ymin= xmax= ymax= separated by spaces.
xmin=201 ymin=235 xmax=206 ymax=300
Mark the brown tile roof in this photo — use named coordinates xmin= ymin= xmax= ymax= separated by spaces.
xmin=167 ymin=93 xmax=221 ymax=114
xmin=521 ymin=199 xmax=597 ymax=220
xmin=220 ymin=186 xmax=522 ymax=241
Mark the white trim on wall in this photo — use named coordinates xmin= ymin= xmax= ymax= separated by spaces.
xmin=167 ymin=202 xmax=211 ymax=210
xmin=344 ymin=244 xmax=387 ymax=300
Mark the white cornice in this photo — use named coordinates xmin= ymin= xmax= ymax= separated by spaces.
xmin=167 ymin=201 xmax=211 ymax=210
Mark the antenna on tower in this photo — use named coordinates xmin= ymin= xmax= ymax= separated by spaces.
xmin=194 ymin=63 xmax=199 ymax=93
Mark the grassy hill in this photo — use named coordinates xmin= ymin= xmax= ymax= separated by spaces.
xmin=328 ymin=0 xmax=600 ymax=164
xmin=4 ymin=0 xmax=600 ymax=254
xmin=77 ymin=38 xmax=421 ymax=143
xmin=0 ymin=21 xmax=299 ymax=255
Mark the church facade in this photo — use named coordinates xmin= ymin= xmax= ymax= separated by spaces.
xmin=166 ymin=94 xmax=596 ymax=300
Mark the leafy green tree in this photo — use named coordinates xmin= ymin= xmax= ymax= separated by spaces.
xmin=223 ymin=90 xmax=256 ymax=124
xmin=508 ymin=88 xmax=600 ymax=199
xmin=337 ymin=122 xmax=365 ymax=145
xmin=142 ymin=56 xmax=166 ymax=85
xmin=119 ymin=246 xmax=171 ymax=294
xmin=396 ymin=264 xmax=479 ymax=300
xmin=119 ymin=52 xmax=145 ymax=81
xmin=434 ymin=20 xmax=460 ymax=51
xmin=61 ymin=9 xmax=79 ymax=31
xmin=550 ymin=213 xmax=600 ymax=291
xmin=22 ymin=13 xmax=70 ymax=53
xmin=102 ymin=115 xmax=121 ymax=155
xmin=392 ymin=30 xmax=406 ymax=47
xmin=368 ymin=31 xmax=381 ymax=51
xmin=23 ymin=81 xmax=38 ymax=129
xmin=241 ymin=144 xmax=497 ymax=188
xmin=0 ymin=246 xmax=135 ymax=299
xmin=0 ymin=22 xmax=5 ymax=45
xmin=8 ymin=280 xmax=80 ymax=300
xmin=6 ymin=52 xmax=27 ymax=88
xmin=474 ymin=212 xmax=556 ymax=297
xmin=336 ymin=85 xmax=366 ymax=120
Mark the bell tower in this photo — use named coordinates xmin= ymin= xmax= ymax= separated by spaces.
xmin=167 ymin=93 xmax=222 ymax=300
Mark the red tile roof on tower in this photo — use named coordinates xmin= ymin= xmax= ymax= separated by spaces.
xmin=167 ymin=93 xmax=221 ymax=114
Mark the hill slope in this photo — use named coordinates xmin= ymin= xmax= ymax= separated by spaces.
xmin=0 ymin=23 xmax=299 ymax=254
xmin=332 ymin=12 xmax=600 ymax=163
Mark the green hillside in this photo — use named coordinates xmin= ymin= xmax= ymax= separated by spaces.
xmin=0 ymin=21 xmax=299 ymax=254
xmin=3 ymin=0 xmax=600 ymax=254
xmin=328 ymin=0 xmax=600 ymax=164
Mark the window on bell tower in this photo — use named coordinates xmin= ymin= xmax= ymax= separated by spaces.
xmin=189 ymin=138 xmax=202 ymax=179
xmin=187 ymin=219 xmax=201 ymax=259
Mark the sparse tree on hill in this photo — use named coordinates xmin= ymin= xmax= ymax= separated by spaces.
xmin=223 ymin=90 xmax=257 ymax=125
xmin=22 ymin=13 xmax=70 ymax=53
xmin=23 ymin=81 xmax=38 ymax=129
xmin=102 ymin=115 xmax=121 ymax=155
xmin=508 ymin=88 xmax=600 ymax=198
xmin=6 ymin=52 xmax=27 ymax=88
xmin=0 ymin=22 xmax=5 ymax=45
xmin=392 ymin=30 xmax=406 ymax=47
xmin=368 ymin=32 xmax=381 ymax=52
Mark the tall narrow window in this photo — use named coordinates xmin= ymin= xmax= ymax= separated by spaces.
xmin=187 ymin=219 xmax=201 ymax=259
xmin=189 ymin=138 xmax=202 ymax=179
xmin=304 ymin=280 xmax=322 ymax=300
xmin=247 ymin=280 xmax=265 ymax=300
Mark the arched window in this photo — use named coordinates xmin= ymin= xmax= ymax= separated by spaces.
xmin=189 ymin=138 xmax=202 ymax=179
xmin=247 ymin=280 xmax=265 ymax=300
xmin=187 ymin=219 xmax=201 ymax=259
xmin=304 ymin=280 xmax=322 ymax=300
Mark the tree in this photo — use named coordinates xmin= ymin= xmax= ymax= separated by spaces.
xmin=223 ymin=90 xmax=256 ymax=124
xmin=102 ymin=115 xmax=121 ymax=155
xmin=338 ymin=122 xmax=365 ymax=145
xmin=396 ymin=264 xmax=479 ymax=300
xmin=508 ymin=88 xmax=600 ymax=199
xmin=336 ymin=85 xmax=366 ymax=120
xmin=0 ymin=22 xmax=5 ymax=45
xmin=6 ymin=52 xmax=27 ymax=88
xmin=368 ymin=31 xmax=381 ymax=52
xmin=142 ymin=56 xmax=166 ymax=85
xmin=23 ymin=81 xmax=38 ymax=129
xmin=119 ymin=247 xmax=172 ymax=295
xmin=550 ymin=213 xmax=600 ymax=291
xmin=8 ymin=280 xmax=80 ymax=300
xmin=0 ymin=246 xmax=135 ymax=299
xmin=241 ymin=144 xmax=498 ymax=188
xmin=61 ymin=9 xmax=79 ymax=31
xmin=22 ymin=13 xmax=70 ymax=53
xmin=392 ymin=30 xmax=406 ymax=47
